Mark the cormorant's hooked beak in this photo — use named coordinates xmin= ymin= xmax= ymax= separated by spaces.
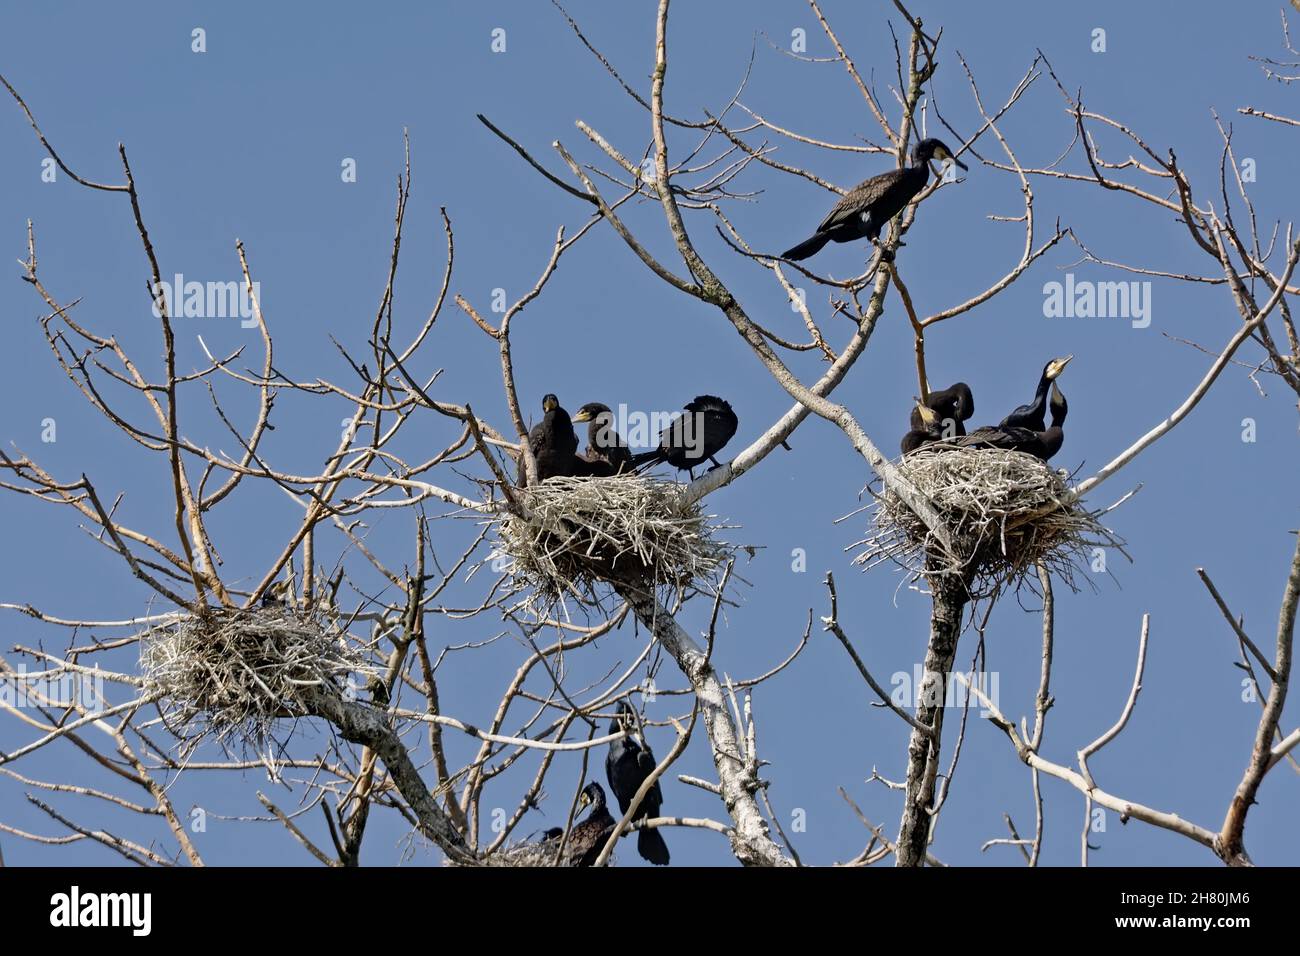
xmin=542 ymin=395 xmax=560 ymax=413
xmin=577 ymin=790 xmax=592 ymax=810
xmin=571 ymin=408 xmax=593 ymax=423
xmin=935 ymin=146 xmax=968 ymax=172
xmin=914 ymin=400 xmax=941 ymax=427
xmin=1046 ymin=355 xmax=1073 ymax=380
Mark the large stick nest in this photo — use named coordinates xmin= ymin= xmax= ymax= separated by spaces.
xmin=445 ymin=836 xmax=611 ymax=868
xmin=140 ymin=606 xmax=364 ymax=752
xmin=492 ymin=474 xmax=730 ymax=614
xmin=854 ymin=446 xmax=1124 ymax=597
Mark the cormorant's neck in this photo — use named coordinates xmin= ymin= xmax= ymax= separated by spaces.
xmin=1027 ymin=374 xmax=1053 ymax=417
xmin=1040 ymin=428 xmax=1064 ymax=459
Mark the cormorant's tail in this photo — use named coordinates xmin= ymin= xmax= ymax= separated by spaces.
xmin=629 ymin=449 xmax=665 ymax=470
xmin=781 ymin=232 xmax=830 ymax=261
xmin=638 ymin=827 xmax=670 ymax=865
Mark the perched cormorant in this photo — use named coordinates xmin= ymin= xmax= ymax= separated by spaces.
xmin=566 ymin=782 xmax=616 ymax=867
xmin=630 ymin=395 xmax=738 ymax=478
xmin=782 ymin=138 xmax=967 ymax=262
xmin=910 ymin=381 xmax=974 ymax=439
xmin=605 ymin=701 xmax=670 ymax=866
xmin=957 ymin=383 xmax=1068 ymax=461
xmin=571 ymin=402 xmax=632 ymax=477
xmin=999 ymin=356 xmax=1072 ymax=431
xmin=516 ymin=394 xmax=579 ymax=486
xmin=900 ymin=401 xmax=944 ymax=455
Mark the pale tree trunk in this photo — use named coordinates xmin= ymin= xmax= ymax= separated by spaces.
xmin=614 ymin=579 xmax=791 ymax=866
xmin=896 ymin=562 xmax=970 ymax=867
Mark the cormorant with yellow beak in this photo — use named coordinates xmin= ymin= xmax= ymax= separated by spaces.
xmin=782 ymin=138 xmax=967 ymax=262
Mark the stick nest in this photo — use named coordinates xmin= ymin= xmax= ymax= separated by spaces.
xmin=446 ymin=836 xmax=608 ymax=868
xmin=855 ymin=446 xmax=1123 ymax=597
xmin=492 ymin=475 xmax=730 ymax=614
xmin=140 ymin=606 xmax=364 ymax=752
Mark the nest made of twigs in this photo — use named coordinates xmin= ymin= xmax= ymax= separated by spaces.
xmin=492 ymin=474 xmax=730 ymax=614
xmin=140 ymin=606 xmax=364 ymax=751
xmin=854 ymin=445 xmax=1123 ymax=597
xmin=444 ymin=837 xmax=609 ymax=868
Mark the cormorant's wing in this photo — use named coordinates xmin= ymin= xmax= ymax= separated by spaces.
xmin=998 ymin=402 xmax=1037 ymax=428
xmin=816 ymin=168 xmax=906 ymax=232
xmin=635 ymin=746 xmax=663 ymax=806
xmin=957 ymin=425 xmax=1037 ymax=451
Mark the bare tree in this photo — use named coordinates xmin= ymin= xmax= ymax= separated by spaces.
xmin=0 ymin=2 xmax=1295 ymax=868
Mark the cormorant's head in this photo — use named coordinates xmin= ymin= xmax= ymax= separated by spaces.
xmin=1043 ymin=355 xmax=1073 ymax=381
xmin=914 ymin=400 xmax=941 ymax=428
xmin=578 ymin=782 xmax=604 ymax=810
xmin=915 ymin=138 xmax=968 ymax=171
xmin=686 ymin=395 xmax=732 ymax=415
xmin=571 ymin=402 xmax=612 ymax=424
xmin=1049 ymin=383 xmax=1068 ymax=425
xmin=541 ymin=393 xmax=560 ymax=413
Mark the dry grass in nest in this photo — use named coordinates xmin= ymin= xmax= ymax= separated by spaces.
xmin=491 ymin=474 xmax=730 ymax=615
xmin=140 ymin=606 xmax=365 ymax=753
xmin=852 ymin=445 xmax=1124 ymax=597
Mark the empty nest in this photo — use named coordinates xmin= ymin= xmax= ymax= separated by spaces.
xmin=140 ymin=605 xmax=365 ymax=752
xmin=492 ymin=474 xmax=730 ymax=614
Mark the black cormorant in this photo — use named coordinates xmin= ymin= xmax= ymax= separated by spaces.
xmin=911 ymin=381 xmax=974 ymax=438
xmin=782 ymin=138 xmax=967 ymax=262
xmin=572 ymin=402 xmax=632 ymax=477
xmin=566 ymin=782 xmax=616 ymax=867
xmin=900 ymin=401 xmax=944 ymax=454
xmin=630 ymin=395 xmax=738 ymax=477
xmin=999 ymin=356 xmax=1071 ymax=431
xmin=605 ymin=701 xmax=670 ymax=866
xmin=517 ymin=393 xmax=579 ymax=486
xmin=957 ymin=383 xmax=1068 ymax=461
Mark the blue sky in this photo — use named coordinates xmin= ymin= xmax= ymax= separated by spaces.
xmin=1 ymin=1 xmax=1296 ymax=867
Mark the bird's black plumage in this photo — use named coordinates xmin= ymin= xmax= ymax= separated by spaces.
xmin=782 ymin=138 xmax=967 ymax=262
xmin=999 ymin=356 xmax=1072 ymax=431
xmin=517 ymin=393 xmax=580 ymax=486
xmin=630 ymin=395 xmax=738 ymax=477
xmin=953 ymin=423 xmax=1039 ymax=455
xmin=909 ymin=381 xmax=974 ymax=438
xmin=572 ymin=402 xmax=632 ymax=477
xmin=957 ymin=383 xmax=1068 ymax=461
xmin=605 ymin=701 xmax=669 ymax=866
xmin=566 ymin=782 xmax=616 ymax=867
